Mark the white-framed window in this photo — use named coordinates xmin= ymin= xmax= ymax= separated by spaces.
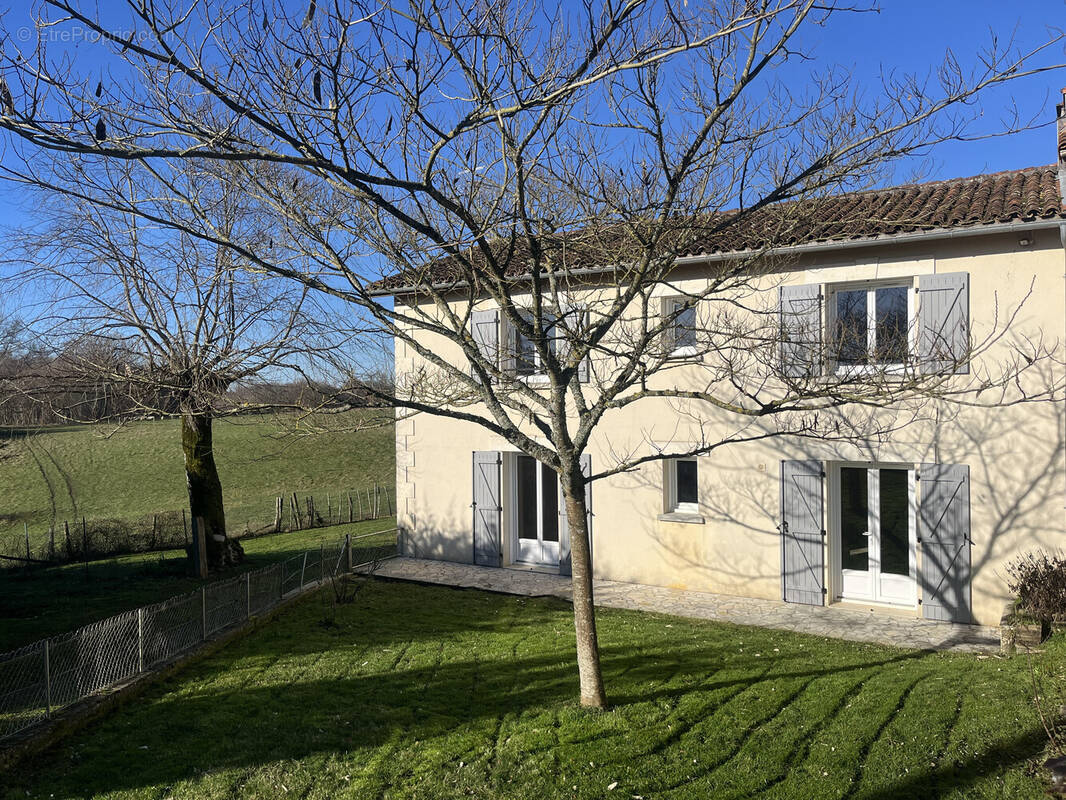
xmin=827 ymin=281 xmax=913 ymax=373
xmin=664 ymin=457 xmax=699 ymax=514
xmin=514 ymin=310 xmax=558 ymax=378
xmin=663 ymin=297 xmax=698 ymax=356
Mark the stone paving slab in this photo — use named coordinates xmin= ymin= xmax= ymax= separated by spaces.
xmin=373 ymin=557 xmax=1001 ymax=653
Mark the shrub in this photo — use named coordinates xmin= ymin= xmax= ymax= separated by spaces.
xmin=1005 ymin=550 xmax=1066 ymax=622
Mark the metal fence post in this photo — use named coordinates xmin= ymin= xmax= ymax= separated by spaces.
xmin=246 ymin=571 xmax=252 ymax=619
xmin=345 ymin=533 xmax=352 ymax=573
xmin=201 ymin=586 xmax=208 ymax=640
xmin=300 ymin=551 xmax=307 ymax=588
xmin=137 ymin=608 xmax=145 ymax=673
xmin=43 ymin=640 xmax=51 ymax=718
xmin=320 ymin=542 xmax=325 ymax=583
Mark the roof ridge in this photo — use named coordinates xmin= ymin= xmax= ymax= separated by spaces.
xmin=854 ymin=164 xmax=1056 ymax=198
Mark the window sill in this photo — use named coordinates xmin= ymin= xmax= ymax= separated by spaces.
xmin=657 ymin=512 xmax=705 ymax=525
xmin=517 ymin=374 xmax=550 ymax=386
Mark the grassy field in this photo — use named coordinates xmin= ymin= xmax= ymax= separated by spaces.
xmin=4 ymin=579 xmax=1061 ymax=799
xmin=0 ymin=518 xmax=397 ymax=652
xmin=0 ymin=411 xmax=395 ymax=552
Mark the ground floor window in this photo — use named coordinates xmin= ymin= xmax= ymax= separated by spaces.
xmin=665 ymin=457 xmax=699 ymax=514
xmin=833 ymin=463 xmax=916 ymax=607
xmin=513 ymin=454 xmax=559 ymax=566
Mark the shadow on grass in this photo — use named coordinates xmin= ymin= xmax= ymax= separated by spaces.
xmin=6 ymin=581 xmax=1052 ymax=799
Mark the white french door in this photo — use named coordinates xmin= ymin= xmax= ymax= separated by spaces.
xmin=834 ymin=464 xmax=917 ymax=607
xmin=512 ymin=455 xmax=560 ymax=566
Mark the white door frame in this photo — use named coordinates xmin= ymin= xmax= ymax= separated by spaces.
xmin=506 ymin=453 xmax=561 ymax=567
xmin=828 ymin=461 xmax=918 ymax=608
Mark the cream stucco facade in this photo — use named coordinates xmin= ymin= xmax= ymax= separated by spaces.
xmin=390 ymin=224 xmax=1066 ymax=628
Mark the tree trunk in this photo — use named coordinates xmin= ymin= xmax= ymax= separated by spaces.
xmin=181 ymin=411 xmax=242 ymax=571
xmin=562 ymin=470 xmax=607 ymax=709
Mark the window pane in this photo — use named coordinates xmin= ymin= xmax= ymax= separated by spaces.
xmin=835 ymin=290 xmax=868 ymax=364
xmin=540 ymin=463 xmax=559 ymax=542
xmin=874 ymin=286 xmax=909 ymax=364
xmin=545 ymin=313 xmax=559 ymax=358
xmin=516 ymin=456 xmax=538 ymax=540
xmin=675 ymin=305 xmax=697 ymax=349
xmin=675 ymin=459 xmax=698 ymax=506
xmin=515 ymin=330 xmax=536 ymax=375
xmin=840 ymin=467 xmax=869 ymax=571
xmin=879 ymin=469 xmax=910 ymax=576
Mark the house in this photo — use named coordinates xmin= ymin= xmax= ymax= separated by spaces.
xmin=375 ymin=96 xmax=1066 ymax=629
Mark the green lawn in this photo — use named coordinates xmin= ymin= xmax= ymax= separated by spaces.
xmin=0 ymin=519 xmax=396 ymax=652
xmin=4 ymin=580 xmax=1061 ymax=799
xmin=0 ymin=411 xmax=395 ymax=553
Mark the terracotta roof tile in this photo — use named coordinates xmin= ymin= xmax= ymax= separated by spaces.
xmin=374 ymin=165 xmax=1065 ymax=292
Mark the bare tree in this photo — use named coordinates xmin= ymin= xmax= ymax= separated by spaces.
xmin=8 ymin=161 xmax=342 ymax=570
xmin=0 ymin=0 xmax=1062 ymax=706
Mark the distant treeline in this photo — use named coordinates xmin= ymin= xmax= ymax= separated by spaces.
xmin=0 ymin=320 xmax=389 ymax=427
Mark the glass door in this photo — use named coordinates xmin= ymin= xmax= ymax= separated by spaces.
xmin=836 ymin=465 xmax=916 ymax=606
xmin=514 ymin=455 xmax=560 ymax=566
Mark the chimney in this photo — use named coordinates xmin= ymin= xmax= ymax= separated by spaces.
xmin=1058 ymin=88 xmax=1066 ymax=202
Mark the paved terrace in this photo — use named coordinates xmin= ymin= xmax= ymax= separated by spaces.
xmin=374 ymin=557 xmax=1001 ymax=653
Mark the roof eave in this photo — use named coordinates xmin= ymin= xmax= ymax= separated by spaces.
xmin=368 ymin=215 xmax=1066 ymax=298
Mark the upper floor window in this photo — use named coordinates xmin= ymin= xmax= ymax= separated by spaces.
xmin=515 ymin=311 xmax=557 ymax=377
xmin=781 ymin=273 xmax=967 ymax=379
xmin=830 ymin=283 xmax=912 ymax=370
xmin=662 ymin=296 xmax=698 ymax=355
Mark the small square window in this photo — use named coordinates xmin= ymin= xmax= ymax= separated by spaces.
xmin=664 ymin=297 xmax=698 ymax=355
xmin=665 ymin=457 xmax=699 ymax=514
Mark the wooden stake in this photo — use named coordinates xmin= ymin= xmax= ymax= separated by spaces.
xmin=347 ymin=492 xmax=353 ymax=524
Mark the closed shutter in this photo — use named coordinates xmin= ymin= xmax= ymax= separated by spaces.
xmin=918 ymin=463 xmax=972 ymax=622
xmin=470 ymin=310 xmax=499 ymax=383
xmin=779 ymin=284 xmax=823 ymax=378
xmin=918 ymin=272 xmax=969 ymax=375
xmin=780 ymin=459 xmax=825 ymax=605
xmin=472 ymin=451 xmax=502 ymax=566
xmin=558 ymin=453 xmax=592 ymax=577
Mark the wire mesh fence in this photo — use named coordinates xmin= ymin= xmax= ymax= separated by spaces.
xmin=0 ymin=528 xmax=397 ymax=743
xmin=1 ymin=483 xmax=394 ymax=570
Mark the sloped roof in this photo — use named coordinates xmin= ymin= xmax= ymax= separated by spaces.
xmin=373 ymin=165 xmax=1066 ymax=293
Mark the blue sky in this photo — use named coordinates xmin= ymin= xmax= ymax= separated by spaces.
xmin=0 ymin=1 xmax=1063 ymax=236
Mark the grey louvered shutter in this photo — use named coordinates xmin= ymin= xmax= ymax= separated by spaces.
xmin=779 ymin=284 xmax=823 ymax=378
xmin=471 ymin=310 xmax=499 ymax=384
xmin=918 ymin=463 xmax=972 ymax=622
xmin=472 ymin=451 xmax=502 ymax=566
xmin=558 ymin=453 xmax=592 ymax=577
xmin=780 ymin=460 xmax=825 ymax=605
xmin=918 ymin=273 xmax=969 ymax=375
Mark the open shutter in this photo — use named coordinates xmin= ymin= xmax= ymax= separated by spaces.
xmin=779 ymin=284 xmax=822 ymax=378
xmin=558 ymin=453 xmax=592 ymax=577
xmin=918 ymin=272 xmax=969 ymax=375
xmin=780 ymin=459 xmax=825 ymax=605
xmin=472 ymin=451 xmax=502 ymax=566
xmin=918 ymin=463 xmax=972 ymax=622
xmin=470 ymin=310 xmax=499 ymax=383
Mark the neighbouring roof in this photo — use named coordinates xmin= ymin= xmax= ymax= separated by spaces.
xmin=372 ymin=164 xmax=1066 ymax=294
